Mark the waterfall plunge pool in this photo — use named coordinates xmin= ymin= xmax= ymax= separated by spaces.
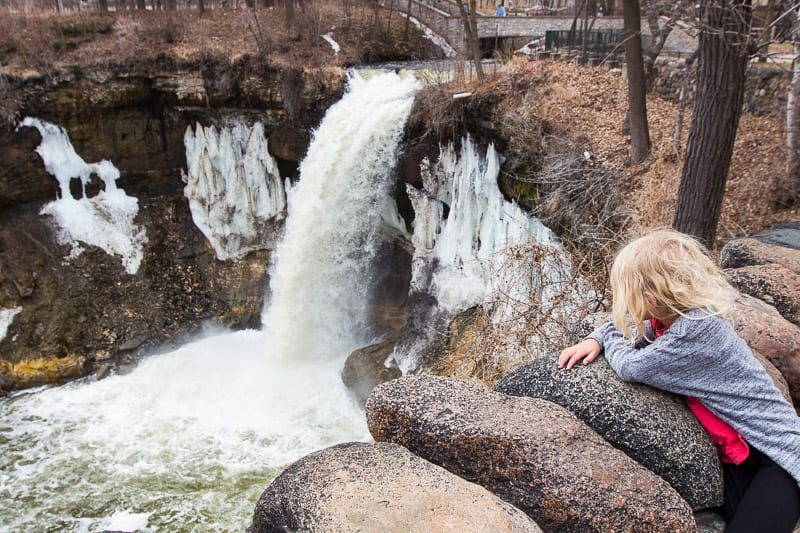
xmin=0 ymin=71 xmax=421 ymax=533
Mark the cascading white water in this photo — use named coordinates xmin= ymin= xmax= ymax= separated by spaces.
xmin=0 ymin=71 xmax=419 ymax=532
xmin=262 ymin=71 xmax=419 ymax=361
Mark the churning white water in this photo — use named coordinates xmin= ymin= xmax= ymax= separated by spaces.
xmin=0 ymin=71 xmax=419 ymax=532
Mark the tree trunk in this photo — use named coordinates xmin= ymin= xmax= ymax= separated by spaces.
xmin=286 ymin=0 xmax=295 ymax=29
xmin=642 ymin=0 xmax=683 ymax=85
xmin=623 ymin=0 xmax=650 ymax=162
xmin=673 ymin=48 xmax=698 ymax=153
xmin=404 ymin=0 xmax=412 ymax=42
xmin=672 ymin=0 xmax=752 ymax=248
xmin=458 ymin=0 xmax=485 ymax=79
xmin=97 ymin=0 xmax=108 ymax=11
xmin=386 ymin=0 xmax=395 ymax=36
xmin=137 ymin=0 xmax=147 ymax=9
xmin=784 ymin=6 xmax=800 ymax=205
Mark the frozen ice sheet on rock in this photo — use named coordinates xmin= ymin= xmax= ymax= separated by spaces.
xmin=17 ymin=117 xmax=147 ymax=275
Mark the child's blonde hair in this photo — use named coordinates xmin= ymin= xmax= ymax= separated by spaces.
xmin=610 ymin=229 xmax=737 ymax=341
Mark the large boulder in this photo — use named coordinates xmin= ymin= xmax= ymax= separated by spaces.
xmin=251 ymin=441 xmax=542 ymax=533
xmin=719 ymin=236 xmax=800 ymax=274
xmin=719 ymin=224 xmax=800 ymax=327
xmin=341 ymin=336 xmax=402 ymax=405
xmin=366 ymin=375 xmax=697 ymax=532
xmin=725 ymin=263 xmax=800 ymax=326
xmin=495 ymin=355 xmax=723 ymax=510
xmin=733 ymin=294 xmax=799 ymax=405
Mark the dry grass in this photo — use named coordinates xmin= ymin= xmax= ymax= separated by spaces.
xmin=0 ymin=2 xmax=443 ymax=74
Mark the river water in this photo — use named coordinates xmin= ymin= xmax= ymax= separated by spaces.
xmin=0 ymin=71 xmax=420 ymax=533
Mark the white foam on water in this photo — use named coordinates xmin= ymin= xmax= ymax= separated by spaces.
xmin=0 ymin=71 xmax=419 ymax=532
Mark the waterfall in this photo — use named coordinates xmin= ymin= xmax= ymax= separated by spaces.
xmin=0 ymin=71 xmax=418 ymax=532
xmin=262 ymin=71 xmax=419 ymax=362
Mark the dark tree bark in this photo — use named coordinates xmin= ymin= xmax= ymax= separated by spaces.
xmin=136 ymin=0 xmax=147 ymax=9
xmin=404 ymin=0 xmax=412 ymax=42
xmin=458 ymin=0 xmax=485 ymax=79
xmin=286 ymin=0 xmax=295 ymax=29
xmin=672 ymin=0 xmax=753 ymax=247
xmin=623 ymin=0 xmax=650 ymax=162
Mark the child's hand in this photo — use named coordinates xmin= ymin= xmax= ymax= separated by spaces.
xmin=558 ymin=339 xmax=602 ymax=369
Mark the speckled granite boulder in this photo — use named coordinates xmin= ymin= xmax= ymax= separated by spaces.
xmin=366 ymin=375 xmax=696 ymax=532
xmin=495 ymin=355 xmax=722 ymax=510
xmin=733 ymin=294 xmax=798 ymax=404
xmin=251 ymin=441 xmax=542 ymax=533
xmin=720 ymin=223 xmax=800 ymax=327
xmin=725 ymin=263 xmax=800 ymax=326
xmin=719 ymin=236 xmax=800 ymax=273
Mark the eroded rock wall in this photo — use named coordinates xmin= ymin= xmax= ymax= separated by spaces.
xmin=0 ymin=58 xmax=348 ymax=393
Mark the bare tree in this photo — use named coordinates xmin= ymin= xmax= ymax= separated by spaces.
xmin=673 ymin=0 xmax=753 ymax=247
xmin=642 ymin=0 xmax=686 ymax=83
xmin=785 ymin=4 xmax=800 ymax=205
xmin=623 ymin=0 xmax=650 ymax=161
xmin=458 ymin=0 xmax=485 ymax=79
xmin=286 ymin=0 xmax=295 ymax=30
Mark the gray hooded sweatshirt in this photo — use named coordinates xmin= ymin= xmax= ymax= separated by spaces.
xmin=588 ymin=309 xmax=800 ymax=486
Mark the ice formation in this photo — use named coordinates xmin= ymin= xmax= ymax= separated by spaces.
xmin=183 ymin=121 xmax=286 ymax=261
xmin=409 ymin=139 xmax=558 ymax=312
xmin=17 ymin=117 xmax=147 ymax=275
xmin=322 ymin=32 xmax=341 ymax=55
xmin=393 ymin=138 xmax=575 ymax=372
xmin=0 ymin=307 xmax=22 ymax=342
xmin=403 ymin=14 xmax=458 ymax=58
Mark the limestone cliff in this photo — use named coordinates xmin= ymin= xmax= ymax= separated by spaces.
xmin=0 ymin=58 xmax=346 ymax=393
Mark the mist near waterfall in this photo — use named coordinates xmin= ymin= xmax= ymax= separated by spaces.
xmin=0 ymin=71 xmax=419 ymax=532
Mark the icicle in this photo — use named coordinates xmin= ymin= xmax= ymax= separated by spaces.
xmin=182 ymin=121 xmax=286 ymax=261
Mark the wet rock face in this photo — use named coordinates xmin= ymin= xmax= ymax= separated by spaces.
xmin=0 ymin=193 xmax=269 ymax=393
xmin=366 ymin=375 xmax=697 ymax=532
xmin=0 ymin=60 xmax=346 ymax=208
xmin=251 ymin=441 xmax=543 ymax=533
xmin=0 ymin=60 xmax=349 ymax=394
xmin=495 ymin=355 xmax=723 ymax=510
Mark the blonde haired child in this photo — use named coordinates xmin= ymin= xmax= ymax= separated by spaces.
xmin=558 ymin=229 xmax=800 ymax=532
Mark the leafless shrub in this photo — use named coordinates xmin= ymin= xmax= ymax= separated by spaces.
xmin=432 ymin=241 xmax=608 ymax=386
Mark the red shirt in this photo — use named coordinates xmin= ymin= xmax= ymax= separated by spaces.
xmin=649 ymin=318 xmax=750 ymax=464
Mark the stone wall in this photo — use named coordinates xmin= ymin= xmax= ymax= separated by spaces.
xmin=650 ymin=57 xmax=791 ymax=118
